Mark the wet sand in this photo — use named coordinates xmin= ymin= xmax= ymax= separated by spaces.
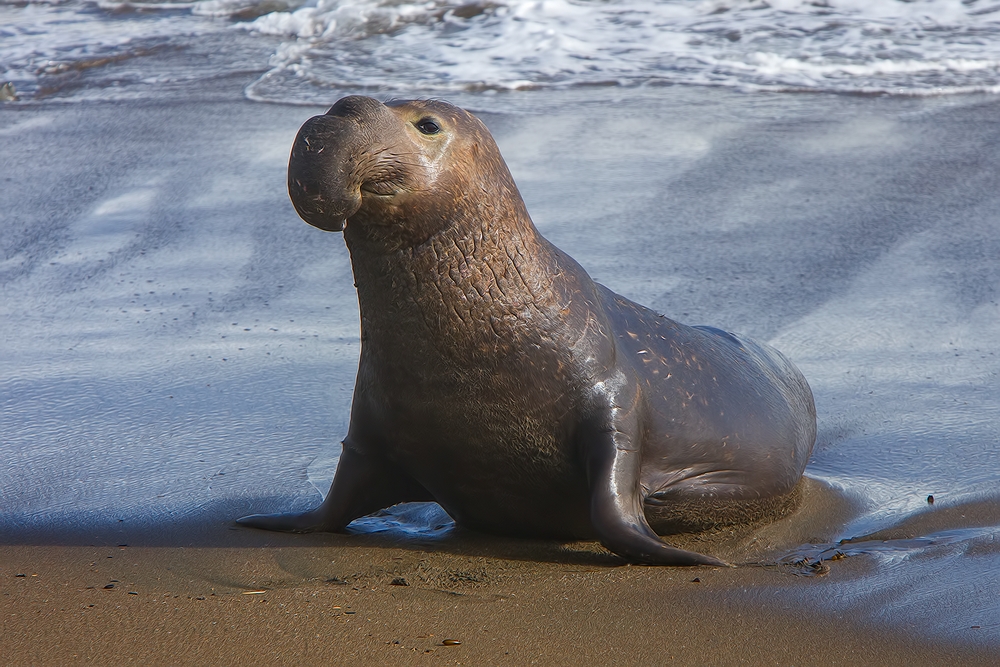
xmin=1 ymin=532 xmax=995 ymax=665
xmin=2 ymin=82 xmax=999 ymax=663
xmin=1 ymin=479 xmax=995 ymax=663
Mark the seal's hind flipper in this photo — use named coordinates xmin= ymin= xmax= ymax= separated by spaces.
xmin=580 ymin=380 xmax=729 ymax=567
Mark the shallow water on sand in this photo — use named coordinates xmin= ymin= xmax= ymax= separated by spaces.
xmin=1 ymin=85 xmax=998 ymax=646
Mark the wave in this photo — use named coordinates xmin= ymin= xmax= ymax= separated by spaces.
xmin=3 ymin=0 xmax=1000 ymax=102
xmin=236 ymin=0 xmax=1000 ymax=100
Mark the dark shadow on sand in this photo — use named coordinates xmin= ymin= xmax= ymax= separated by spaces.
xmin=0 ymin=476 xmax=900 ymax=571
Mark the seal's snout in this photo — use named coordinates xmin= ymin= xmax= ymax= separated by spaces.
xmin=288 ymin=96 xmax=404 ymax=232
xmin=287 ymin=114 xmax=367 ymax=232
xmin=325 ymin=95 xmax=387 ymax=120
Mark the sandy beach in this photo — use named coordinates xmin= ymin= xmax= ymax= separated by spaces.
xmin=1 ymin=536 xmax=996 ymax=665
xmin=1 ymin=470 xmax=997 ymax=666
xmin=3 ymin=76 xmax=1000 ymax=664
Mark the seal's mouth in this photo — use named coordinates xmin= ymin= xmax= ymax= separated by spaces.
xmin=360 ymin=179 xmax=403 ymax=198
xmin=313 ymin=216 xmax=348 ymax=233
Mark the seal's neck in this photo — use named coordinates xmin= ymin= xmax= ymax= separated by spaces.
xmin=343 ymin=193 xmax=568 ymax=359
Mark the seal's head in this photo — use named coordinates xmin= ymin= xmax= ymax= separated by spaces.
xmin=288 ymin=96 xmax=521 ymax=246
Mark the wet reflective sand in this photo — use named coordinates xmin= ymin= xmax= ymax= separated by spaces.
xmin=2 ymin=84 xmax=998 ymax=661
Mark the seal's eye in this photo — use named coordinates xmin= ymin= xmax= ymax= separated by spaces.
xmin=415 ymin=118 xmax=441 ymax=135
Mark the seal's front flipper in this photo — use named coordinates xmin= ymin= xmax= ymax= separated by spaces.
xmin=237 ymin=443 xmax=432 ymax=533
xmin=582 ymin=394 xmax=729 ymax=567
xmin=236 ymin=504 xmax=338 ymax=533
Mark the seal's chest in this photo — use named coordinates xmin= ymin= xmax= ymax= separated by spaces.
xmin=379 ymin=362 xmax=579 ymax=464
xmin=388 ymin=380 xmax=592 ymax=537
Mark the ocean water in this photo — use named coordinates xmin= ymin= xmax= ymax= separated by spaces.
xmin=3 ymin=0 xmax=1000 ymax=104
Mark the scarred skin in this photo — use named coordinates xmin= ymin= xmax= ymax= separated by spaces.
xmin=237 ymin=96 xmax=817 ymax=566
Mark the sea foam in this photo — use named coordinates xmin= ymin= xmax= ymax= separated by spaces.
xmin=241 ymin=0 xmax=1000 ymax=99
xmin=3 ymin=0 xmax=1000 ymax=102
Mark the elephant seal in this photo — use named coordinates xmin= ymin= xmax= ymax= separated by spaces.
xmin=238 ymin=96 xmax=817 ymax=566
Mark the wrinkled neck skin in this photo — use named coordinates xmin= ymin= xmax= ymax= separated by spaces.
xmin=343 ymin=172 xmax=598 ymax=372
